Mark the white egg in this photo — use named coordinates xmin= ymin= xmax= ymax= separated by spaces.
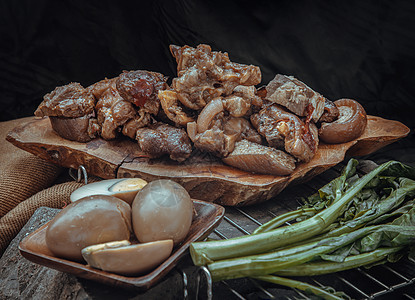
xmin=70 ymin=178 xmax=147 ymax=205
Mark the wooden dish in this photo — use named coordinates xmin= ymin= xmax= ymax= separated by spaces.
xmin=7 ymin=116 xmax=410 ymax=206
xmin=19 ymin=199 xmax=225 ymax=291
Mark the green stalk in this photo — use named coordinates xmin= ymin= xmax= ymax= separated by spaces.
xmin=207 ymin=225 xmax=378 ymax=281
xmin=275 ymin=247 xmax=403 ymax=276
xmin=252 ymin=275 xmax=348 ymax=300
xmin=305 ymin=179 xmax=415 ymax=243
xmin=253 ymin=208 xmax=317 ymax=234
xmin=207 ymin=224 xmax=414 ymax=281
xmin=190 ymin=161 xmax=398 ymax=266
xmin=253 ymin=159 xmax=358 ymax=235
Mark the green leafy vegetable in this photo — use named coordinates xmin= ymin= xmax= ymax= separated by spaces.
xmin=275 ymin=247 xmax=403 ymax=276
xmin=190 ymin=160 xmax=412 ymax=266
xmin=207 ymin=222 xmax=415 ymax=281
xmin=252 ymin=275 xmax=351 ymax=300
xmin=189 ymin=159 xmax=415 ymax=298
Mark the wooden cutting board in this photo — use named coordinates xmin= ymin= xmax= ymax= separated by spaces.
xmin=6 ymin=116 xmax=410 ymax=206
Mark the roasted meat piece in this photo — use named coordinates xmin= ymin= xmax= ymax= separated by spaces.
xmin=89 ymin=76 xmax=154 ymax=140
xmin=265 ymin=74 xmax=328 ymax=123
xmin=122 ymin=110 xmax=153 ymax=139
xmin=135 ymin=123 xmax=192 ymax=162
xmin=87 ymin=77 xmax=118 ymax=100
xmin=192 ymin=125 xmax=236 ymax=158
xmin=232 ymin=85 xmax=263 ymax=112
xmin=187 ymin=96 xmax=262 ymax=157
xmin=35 ymin=82 xmax=99 ymax=142
xmin=319 ymin=98 xmax=367 ymax=144
xmin=95 ymin=84 xmax=136 ymax=140
xmin=223 ymin=117 xmax=262 ymax=145
xmin=35 ymin=82 xmax=95 ymax=118
xmin=158 ymin=44 xmax=261 ymax=126
xmin=116 ymin=70 xmax=168 ymax=115
xmin=158 ymin=89 xmax=195 ymax=126
xmin=191 ymin=116 xmax=262 ymax=158
xmin=48 ymin=116 xmax=100 ymax=143
xmin=222 ymin=139 xmax=296 ymax=176
xmin=251 ymin=104 xmax=319 ymax=162
xmin=171 ymin=44 xmax=261 ymax=88
xmin=319 ymin=98 xmax=340 ymax=123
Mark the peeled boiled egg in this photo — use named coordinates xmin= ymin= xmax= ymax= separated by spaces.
xmin=81 ymin=239 xmax=173 ymax=276
xmin=132 ymin=180 xmax=193 ymax=246
xmin=46 ymin=195 xmax=132 ymax=262
xmin=70 ymin=178 xmax=147 ymax=205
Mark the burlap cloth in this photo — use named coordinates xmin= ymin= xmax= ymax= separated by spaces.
xmin=0 ymin=117 xmax=97 ymax=255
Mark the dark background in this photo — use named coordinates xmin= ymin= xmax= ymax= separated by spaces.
xmin=1 ymin=0 xmax=414 ymax=162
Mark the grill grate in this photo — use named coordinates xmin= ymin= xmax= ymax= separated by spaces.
xmin=206 ymin=162 xmax=415 ymax=299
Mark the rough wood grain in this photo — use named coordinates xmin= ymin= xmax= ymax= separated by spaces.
xmin=0 ymin=208 xmax=88 ymax=300
xmin=6 ymin=117 xmax=142 ymax=179
xmin=6 ymin=116 xmax=410 ymax=206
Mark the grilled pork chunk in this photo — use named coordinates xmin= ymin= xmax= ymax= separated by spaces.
xmin=319 ymin=98 xmax=340 ymax=123
xmin=251 ymin=104 xmax=319 ymax=162
xmin=116 ymin=70 xmax=167 ymax=116
xmin=35 ymin=82 xmax=99 ymax=142
xmin=159 ymin=44 xmax=262 ymax=126
xmin=188 ymin=96 xmax=262 ymax=157
xmin=265 ymin=74 xmax=327 ymax=123
xmin=94 ymin=82 xmax=136 ymax=140
xmin=136 ymin=123 xmax=192 ymax=162
xmin=222 ymin=139 xmax=296 ymax=176
xmin=35 ymin=82 xmax=96 ymax=118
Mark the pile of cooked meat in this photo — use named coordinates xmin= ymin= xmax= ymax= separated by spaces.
xmin=35 ymin=44 xmax=367 ymax=176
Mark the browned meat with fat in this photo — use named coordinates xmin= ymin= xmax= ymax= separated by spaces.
xmin=35 ymin=82 xmax=95 ymax=118
xmin=265 ymin=74 xmax=327 ymax=123
xmin=222 ymin=139 xmax=296 ymax=176
xmin=170 ymin=44 xmax=261 ymax=108
xmin=251 ymin=104 xmax=319 ymax=162
xmin=232 ymin=85 xmax=263 ymax=112
xmin=223 ymin=117 xmax=262 ymax=145
xmin=158 ymin=44 xmax=261 ymax=125
xmin=34 ymin=82 xmax=100 ymax=142
xmin=87 ymin=77 xmax=117 ymax=99
xmin=49 ymin=116 xmax=100 ymax=142
xmin=188 ymin=97 xmax=262 ymax=157
xmin=116 ymin=70 xmax=167 ymax=115
xmin=122 ymin=110 xmax=153 ymax=139
xmin=135 ymin=123 xmax=192 ymax=162
xmin=319 ymin=98 xmax=340 ymax=123
xmin=158 ymin=89 xmax=195 ymax=126
xmin=95 ymin=85 xmax=136 ymax=140
xmin=89 ymin=76 xmax=154 ymax=140
xmin=192 ymin=125 xmax=237 ymax=158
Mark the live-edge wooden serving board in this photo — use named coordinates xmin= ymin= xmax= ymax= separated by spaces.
xmin=6 ymin=116 xmax=410 ymax=206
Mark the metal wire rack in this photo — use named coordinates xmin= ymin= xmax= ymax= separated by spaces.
xmin=203 ymin=163 xmax=415 ymax=299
